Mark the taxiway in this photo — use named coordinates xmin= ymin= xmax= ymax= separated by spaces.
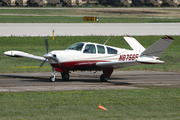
xmin=0 ymin=71 xmax=179 ymax=92
xmin=1 ymin=23 xmax=180 ymax=36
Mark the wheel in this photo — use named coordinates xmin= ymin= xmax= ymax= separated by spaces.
xmin=50 ymin=75 xmax=55 ymax=82
xmin=62 ymin=73 xmax=69 ymax=80
xmin=100 ymin=74 xmax=108 ymax=82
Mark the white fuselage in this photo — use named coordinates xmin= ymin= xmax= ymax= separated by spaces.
xmin=49 ymin=42 xmax=140 ymax=71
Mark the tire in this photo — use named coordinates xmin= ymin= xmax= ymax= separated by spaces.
xmin=50 ymin=75 xmax=55 ymax=82
xmin=100 ymin=74 xmax=108 ymax=82
xmin=62 ymin=73 xmax=69 ymax=80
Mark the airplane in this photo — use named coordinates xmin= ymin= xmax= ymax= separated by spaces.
xmin=4 ymin=35 xmax=174 ymax=82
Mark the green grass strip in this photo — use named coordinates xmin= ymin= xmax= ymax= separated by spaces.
xmin=0 ymin=88 xmax=180 ymax=120
xmin=1 ymin=15 xmax=180 ymax=23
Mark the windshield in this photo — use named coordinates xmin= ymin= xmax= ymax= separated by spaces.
xmin=66 ymin=43 xmax=84 ymax=51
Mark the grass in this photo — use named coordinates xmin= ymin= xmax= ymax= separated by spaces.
xmin=0 ymin=88 xmax=180 ymax=120
xmin=0 ymin=36 xmax=180 ymax=73
xmin=1 ymin=8 xmax=180 ymax=23
xmin=1 ymin=8 xmax=179 ymax=120
xmin=1 ymin=15 xmax=180 ymax=23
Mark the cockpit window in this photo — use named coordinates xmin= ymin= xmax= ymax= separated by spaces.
xmin=97 ymin=45 xmax=105 ymax=54
xmin=107 ymin=47 xmax=117 ymax=54
xmin=83 ymin=44 xmax=96 ymax=54
xmin=66 ymin=43 xmax=84 ymax=51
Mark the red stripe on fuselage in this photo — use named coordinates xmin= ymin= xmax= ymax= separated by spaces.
xmin=50 ymin=60 xmax=109 ymax=71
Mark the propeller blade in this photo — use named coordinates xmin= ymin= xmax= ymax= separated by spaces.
xmin=45 ymin=37 xmax=49 ymax=53
xmin=39 ymin=59 xmax=47 ymax=68
xmin=44 ymin=38 xmax=60 ymax=66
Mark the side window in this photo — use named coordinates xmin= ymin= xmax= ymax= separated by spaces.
xmin=83 ymin=44 xmax=96 ymax=54
xmin=97 ymin=45 xmax=105 ymax=54
xmin=107 ymin=47 xmax=117 ymax=54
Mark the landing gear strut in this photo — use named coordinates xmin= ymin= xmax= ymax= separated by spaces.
xmin=50 ymin=75 xmax=56 ymax=82
xmin=50 ymin=68 xmax=56 ymax=82
xmin=61 ymin=72 xmax=70 ymax=80
xmin=49 ymin=68 xmax=70 ymax=82
xmin=100 ymin=74 xmax=108 ymax=82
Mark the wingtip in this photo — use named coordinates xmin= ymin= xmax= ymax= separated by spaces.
xmin=4 ymin=51 xmax=12 ymax=56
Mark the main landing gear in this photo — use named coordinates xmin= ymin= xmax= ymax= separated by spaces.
xmin=49 ymin=68 xmax=112 ymax=82
xmin=49 ymin=68 xmax=70 ymax=82
xmin=61 ymin=72 xmax=69 ymax=81
xmin=50 ymin=73 xmax=107 ymax=82
xmin=100 ymin=68 xmax=113 ymax=82
xmin=100 ymin=74 xmax=108 ymax=82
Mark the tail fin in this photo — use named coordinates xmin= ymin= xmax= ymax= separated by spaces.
xmin=141 ymin=36 xmax=174 ymax=57
xmin=124 ymin=36 xmax=145 ymax=53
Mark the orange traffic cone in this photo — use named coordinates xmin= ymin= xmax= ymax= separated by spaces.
xmin=98 ymin=104 xmax=107 ymax=110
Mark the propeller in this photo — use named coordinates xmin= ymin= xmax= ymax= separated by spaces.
xmin=39 ymin=37 xmax=60 ymax=68
xmin=40 ymin=59 xmax=47 ymax=68
xmin=39 ymin=37 xmax=49 ymax=68
xmin=45 ymin=37 xmax=49 ymax=53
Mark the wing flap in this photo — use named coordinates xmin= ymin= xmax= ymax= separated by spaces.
xmin=4 ymin=51 xmax=46 ymax=61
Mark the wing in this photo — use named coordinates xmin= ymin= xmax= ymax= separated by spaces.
xmin=137 ymin=57 xmax=164 ymax=64
xmin=4 ymin=50 xmax=46 ymax=61
xmin=96 ymin=61 xmax=140 ymax=69
xmin=73 ymin=61 xmax=139 ymax=69
xmin=73 ymin=61 xmax=139 ymax=70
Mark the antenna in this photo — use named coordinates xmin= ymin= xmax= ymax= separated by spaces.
xmin=103 ymin=37 xmax=110 ymax=45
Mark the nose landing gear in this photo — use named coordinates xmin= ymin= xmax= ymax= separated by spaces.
xmin=50 ymin=74 xmax=56 ymax=82
xmin=50 ymin=68 xmax=56 ymax=82
xmin=49 ymin=68 xmax=70 ymax=82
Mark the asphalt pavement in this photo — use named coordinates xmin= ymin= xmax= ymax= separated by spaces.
xmin=1 ymin=23 xmax=180 ymax=36
xmin=0 ymin=71 xmax=179 ymax=92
